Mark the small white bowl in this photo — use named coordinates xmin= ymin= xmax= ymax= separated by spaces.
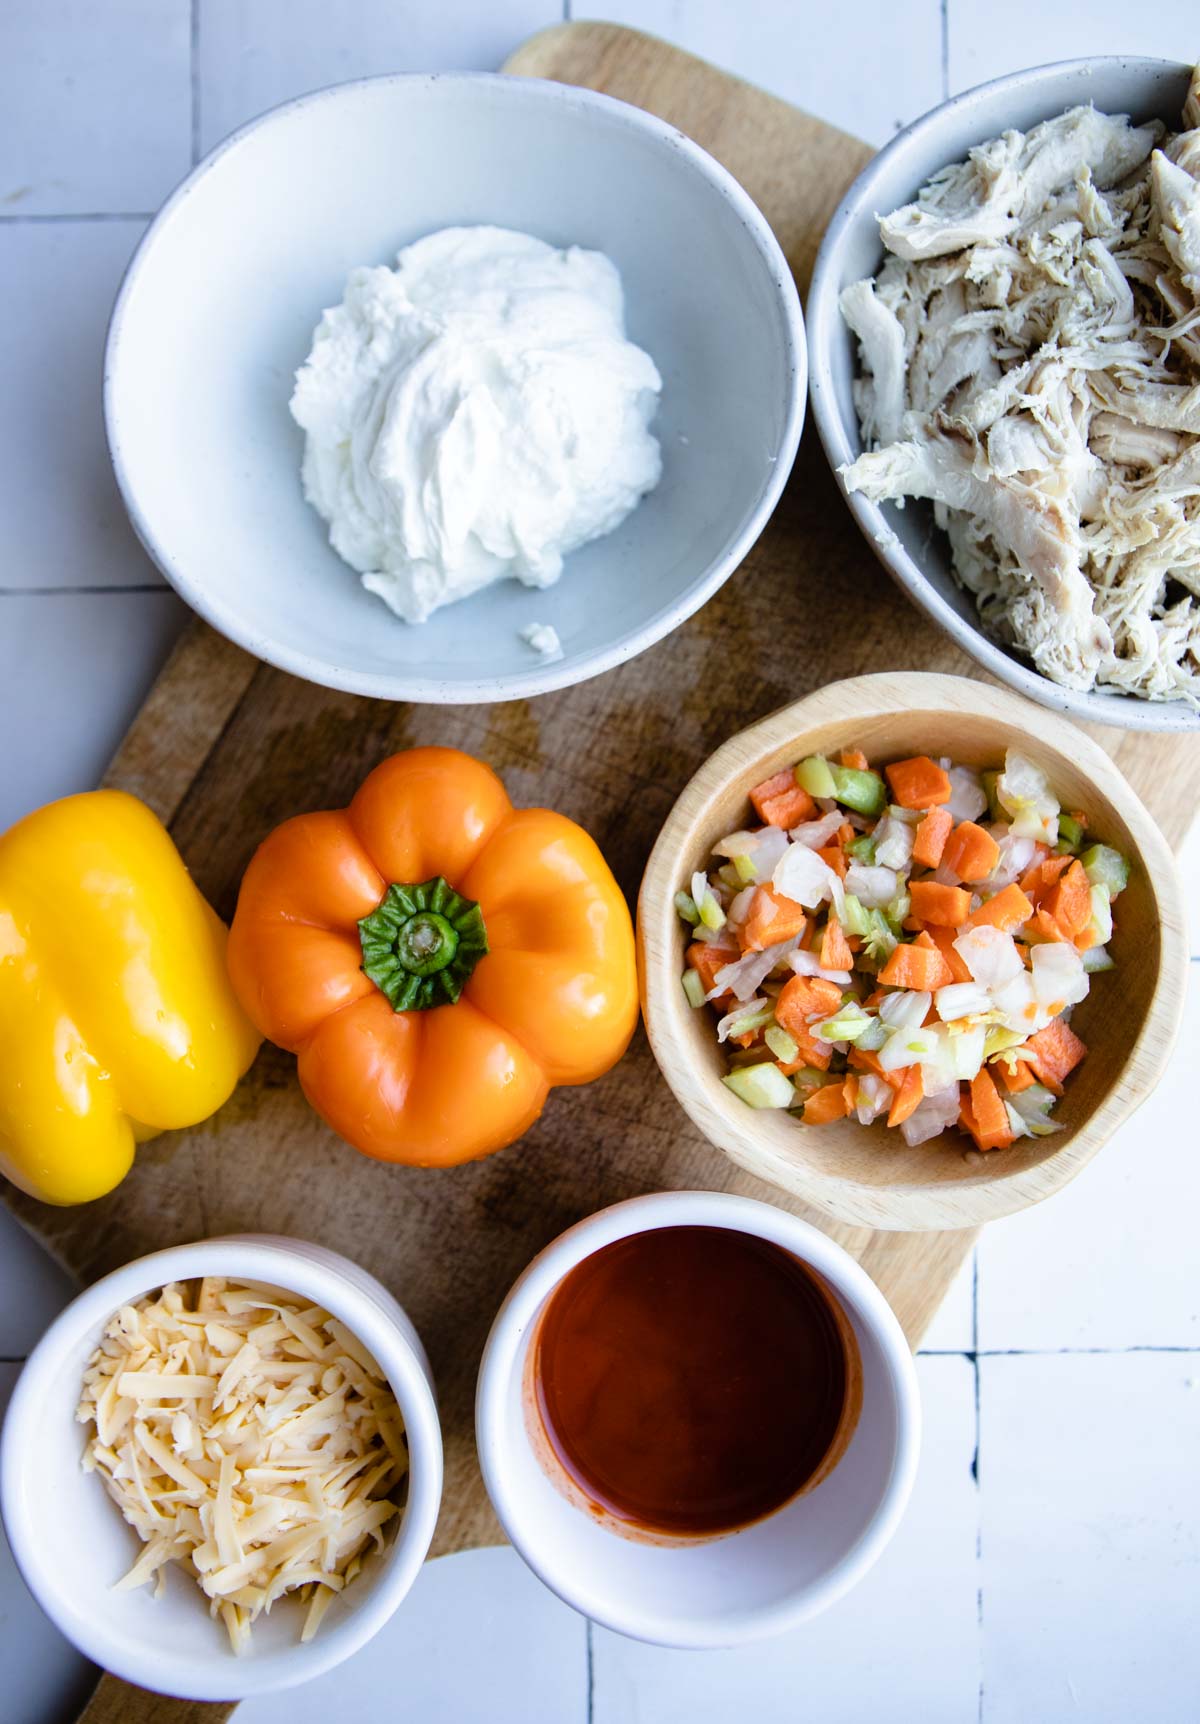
xmin=105 ymin=73 xmax=805 ymax=705
xmin=475 ymin=1191 xmax=919 ymax=1648
xmin=0 ymin=1235 xmax=442 ymax=1702
xmin=808 ymin=57 xmax=1198 ymax=733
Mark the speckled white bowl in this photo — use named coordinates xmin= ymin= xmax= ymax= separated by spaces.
xmin=105 ymin=73 xmax=805 ymax=705
xmin=808 ymin=57 xmax=1198 ymax=733
xmin=0 ymin=1235 xmax=442 ymax=1702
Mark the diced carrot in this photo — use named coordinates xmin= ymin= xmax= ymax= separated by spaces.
xmin=926 ymin=922 xmax=972 ymax=983
xmin=908 ymin=880 xmax=973 ymax=928
xmin=804 ymin=1082 xmax=851 ymax=1125
xmin=997 ymin=1059 xmax=1036 ymax=1094
xmin=775 ymin=974 xmax=842 ymax=1071
xmin=912 ymin=805 xmax=954 ymax=869
xmin=965 ymin=883 xmax=1033 ymax=933
xmin=731 ymin=1030 xmax=759 ymax=1049
xmin=686 ymin=940 xmax=738 ymax=1004
xmin=820 ymin=913 xmax=854 ymax=971
xmin=843 ymin=1075 xmax=860 ymax=1109
xmin=839 ymin=747 xmax=869 ymax=771
xmin=887 ymin=1063 xmax=924 ymax=1128
xmin=750 ymin=770 xmax=815 ymax=829
xmin=818 ymin=844 xmax=848 ymax=879
xmin=849 ymin=1046 xmax=902 ymax=1091
xmin=1024 ymin=1018 xmax=1086 ymax=1092
xmin=740 ymin=885 xmax=808 ymax=953
xmin=884 ymin=755 xmax=952 ymax=810
xmin=966 ymin=1068 xmax=1015 ymax=1150
xmin=1041 ymin=858 xmax=1090 ymax=939
xmin=837 ymin=822 xmax=856 ymax=848
xmin=1019 ymin=852 xmax=1070 ymax=902
xmin=877 ymin=931 xmax=954 ymax=991
xmin=941 ymin=820 xmax=1000 ymax=884
xmin=1030 ymin=908 xmax=1068 ymax=944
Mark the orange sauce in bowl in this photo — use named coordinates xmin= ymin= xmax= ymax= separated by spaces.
xmin=531 ymin=1225 xmax=856 ymax=1538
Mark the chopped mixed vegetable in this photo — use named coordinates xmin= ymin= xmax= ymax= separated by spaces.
xmin=678 ymin=746 xmax=1127 ymax=1151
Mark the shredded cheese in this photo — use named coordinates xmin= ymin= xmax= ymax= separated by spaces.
xmin=76 ymin=1278 xmax=408 ymax=1654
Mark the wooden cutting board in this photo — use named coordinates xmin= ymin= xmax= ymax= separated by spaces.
xmin=9 ymin=22 xmax=1196 ymax=1724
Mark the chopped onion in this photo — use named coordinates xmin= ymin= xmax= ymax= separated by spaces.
xmin=716 ymin=996 xmax=767 ymax=1043
xmin=991 ymin=971 xmax=1038 ymax=1031
xmin=900 ymin=1085 xmax=962 ymax=1146
xmin=981 ymin=827 xmax=1038 ymax=891
xmin=1030 ymin=942 xmax=1089 ymax=1013
xmin=844 ymin=862 xmax=898 ymax=909
xmin=712 ymin=938 xmax=801 ymax=1003
xmin=954 ymin=925 xmax=1023 ymax=987
xmin=946 ymin=765 xmax=987 ymax=823
xmin=935 ymin=982 xmax=992 ymax=1021
xmin=855 ymin=1074 xmax=892 ymax=1124
xmin=879 ymin=989 xmax=931 ymax=1029
xmin=774 ymin=843 xmax=843 ymax=912
xmin=873 ymin=814 xmax=915 ymax=871
xmin=997 ymin=750 xmax=1059 ymax=845
xmin=726 ymin=886 xmax=756 ymax=926
xmin=787 ymin=950 xmax=852 ymax=986
xmin=878 ymin=1022 xmax=941 ymax=1071
xmin=713 ymin=825 xmax=789 ymax=882
xmin=789 ymin=811 xmax=844 ymax=849
xmin=948 ymin=1023 xmax=987 ymax=1081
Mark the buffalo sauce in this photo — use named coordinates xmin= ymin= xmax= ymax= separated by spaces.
xmin=531 ymin=1225 xmax=856 ymax=1538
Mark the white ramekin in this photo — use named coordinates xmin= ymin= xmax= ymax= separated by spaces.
xmin=475 ymin=1191 xmax=920 ymax=1648
xmin=0 ymin=1235 xmax=442 ymax=1701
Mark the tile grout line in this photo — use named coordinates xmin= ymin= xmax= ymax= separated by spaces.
xmin=939 ymin=0 xmax=950 ymax=101
xmin=0 ymin=585 xmax=166 ymax=598
xmin=190 ymin=0 xmax=201 ymax=165
xmin=971 ymin=1250 xmax=984 ymax=1724
xmin=0 ymin=213 xmax=152 ymax=225
xmin=586 ymin=1618 xmax=594 ymax=1722
xmin=921 ymin=1345 xmax=1200 ymax=1356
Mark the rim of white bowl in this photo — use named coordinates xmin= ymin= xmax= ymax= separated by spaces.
xmin=808 ymin=54 xmax=1198 ymax=734
xmin=103 ymin=71 xmax=807 ymax=707
xmin=475 ymin=1190 xmax=921 ymax=1648
xmin=0 ymin=1236 xmax=443 ymax=1701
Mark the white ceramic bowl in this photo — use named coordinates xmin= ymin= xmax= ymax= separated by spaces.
xmin=808 ymin=57 xmax=1198 ymax=734
xmin=105 ymin=73 xmax=805 ymax=705
xmin=475 ymin=1192 xmax=919 ymax=1648
xmin=0 ymin=1235 xmax=442 ymax=1702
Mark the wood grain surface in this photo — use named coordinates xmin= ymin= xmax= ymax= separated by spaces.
xmin=2 ymin=21 xmax=1193 ymax=1724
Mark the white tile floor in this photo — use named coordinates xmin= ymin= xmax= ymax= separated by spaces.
xmin=1 ymin=3 xmax=1197 ymax=1720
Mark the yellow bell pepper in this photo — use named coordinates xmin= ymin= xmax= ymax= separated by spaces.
xmin=0 ymin=791 xmax=260 ymax=1205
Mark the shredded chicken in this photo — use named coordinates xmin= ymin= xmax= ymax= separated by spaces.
xmin=840 ymin=67 xmax=1200 ymax=704
xmin=77 ymin=1278 xmax=408 ymax=1654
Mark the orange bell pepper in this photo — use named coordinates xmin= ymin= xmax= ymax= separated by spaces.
xmin=226 ymin=748 xmax=637 ymax=1168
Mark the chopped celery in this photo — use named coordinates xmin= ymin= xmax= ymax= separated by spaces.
xmin=840 ymin=892 xmax=870 ymax=937
xmin=884 ymin=890 xmax=912 ymax=931
xmin=795 ymin=755 xmax=838 ymax=799
xmin=733 ymin=852 xmax=759 ymax=885
xmin=723 ymin=1004 xmax=775 ymax=1040
xmin=983 ymin=1026 xmax=1026 ymax=1060
xmin=846 ymin=834 xmax=877 ymax=864
xmin=723 ymin=1064 xmax=794 ymax=1109
xmin=698 ymin=890 xmax=726 ymax=932
xmin=856 ymin=1014 xmax=889 ymax=1052
xmin=674 ymin=890 xmax=700 ymax=926
xmin=786 ymin=1066 xmax=832 ymax=1102
xmin=981 ymin=769 xmax=1003 ymax=823
xmin=681 ymin=968 xmax=707 ymax=1008
xmin=829 ymin=763 xmax=887 ymax=817
xmin=1055 ymin=813 xmax=1086 ymax=854
xmin=860 ymin=909 xmax=898 ymax=964
xmin=1082 ymin=943 xmax=1115 ymax=973
xmin=816 ymin=1002 xmax=872 ymax=1043
xmin=1081 ymin=843 xmax=1129 ymax=898
xmin=765 ymin=1024 xmax=799 ymax=1063
xmin=1084 ymin=881 xmax=1113 ymax=948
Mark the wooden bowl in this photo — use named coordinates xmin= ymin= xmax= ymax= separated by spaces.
xmin=637 ymin=673 xmax=1188 ymax=1231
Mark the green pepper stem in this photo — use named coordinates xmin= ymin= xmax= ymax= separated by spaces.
xmin=359 ymin=876 xmax=488 ymax=1011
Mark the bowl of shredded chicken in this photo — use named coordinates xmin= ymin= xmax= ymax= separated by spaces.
xmin=0 ymin=1237 xmax=442 ymax=1701
xmin=809 ymin=58 xmax=1200 ymax=728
